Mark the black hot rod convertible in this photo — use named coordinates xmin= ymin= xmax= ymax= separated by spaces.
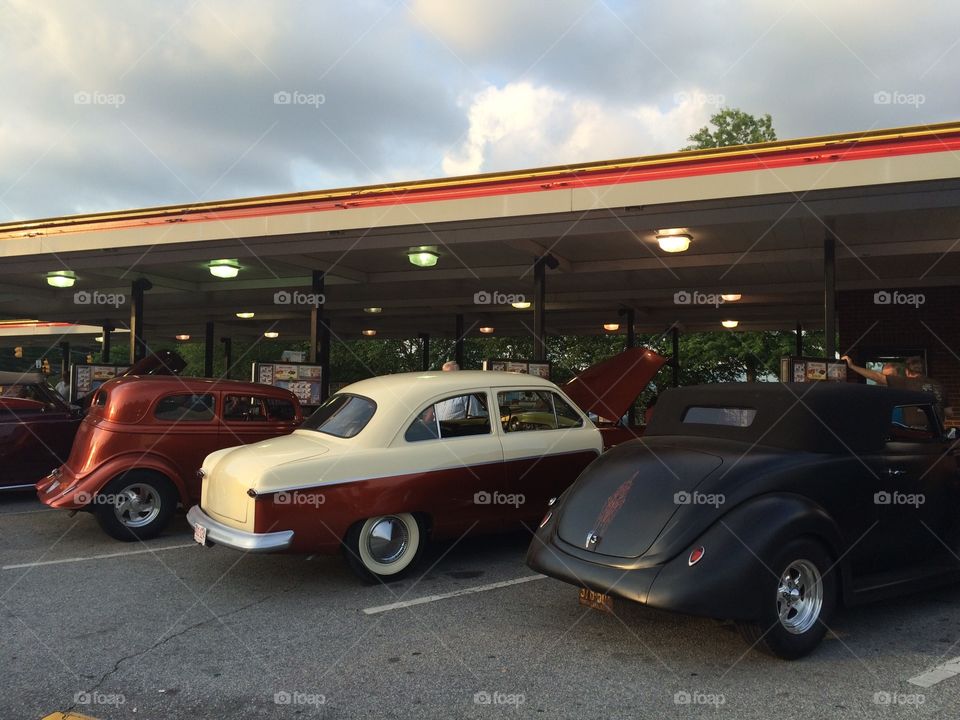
xmin=527 ymin=382 xmax=960 ymax=658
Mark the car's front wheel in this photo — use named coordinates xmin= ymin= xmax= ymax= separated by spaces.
xmin=93 ymin=472 xmax=178 ymax=541
xmin=737 ymin=538 xmax=836 ymax=659
xmin=344 ymin=513 xmax=425 ymax=583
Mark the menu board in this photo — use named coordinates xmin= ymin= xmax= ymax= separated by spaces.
xmin=482 ymin=359 xmax=551 ymax=380
xmin=780 ymin=357 xmax=848 ymax=384
xmin=252 ymin=362 xmax=324 ymax=406
xmin=71 ymin=363 xmax=130 ymax=403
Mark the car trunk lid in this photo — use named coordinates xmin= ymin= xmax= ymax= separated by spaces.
xmin=206 ymin=434 xmax=331 ymax=523
xmin=555 ymin=441 xmax=722 ymax=559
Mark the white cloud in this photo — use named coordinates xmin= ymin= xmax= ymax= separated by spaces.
xmin=442 ymin=82 xmax=714 ymax=176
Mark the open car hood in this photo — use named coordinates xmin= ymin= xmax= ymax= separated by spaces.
xmin=563 ymin=347 xmax=667 ymax=421
xmin=122 ymin=349 xmax=186 ymax=376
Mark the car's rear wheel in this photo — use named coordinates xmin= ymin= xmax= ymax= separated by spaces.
xmin=737 ymin=538 xmax=836 ymax=659
xmin=93 ymin=471 xmax=178 ymax=541
xmin=344 ymin=513 xmax=425 ymax=583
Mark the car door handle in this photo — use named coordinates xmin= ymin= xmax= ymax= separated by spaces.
xmin=886 ymin=468 xmax=907 ymax=477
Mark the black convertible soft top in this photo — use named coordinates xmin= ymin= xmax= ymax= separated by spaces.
xmin=646 ymin=382 xmax=940 ymax=453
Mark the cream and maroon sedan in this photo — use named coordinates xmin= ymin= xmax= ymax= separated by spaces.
xmin=187 ymin=371 xmax=602 ymax=581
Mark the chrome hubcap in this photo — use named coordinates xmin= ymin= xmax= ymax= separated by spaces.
xmin=367 ymin=516 xmax=409 ymax=564
xmin=776 ymin=559 xmax=823 ymax=634
xmin=113 ymin=484 xmax=161 ymax=528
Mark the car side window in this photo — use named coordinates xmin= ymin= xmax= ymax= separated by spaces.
xmin=154 ymin=393 xmax=215 ymax=423
xmin=552 ymin=393 xmax=584 ymax=428
xmin=405 ymin=393 xmax=491 ymax=442
xmin=265 ymin=397 xmax=297 ymax=421
xmin=889 ymin=404 xmax=940 ymax=442
xmin=223 ymin=395 xmax=267 ymax=422
xmin=498 ymin=390 xmax=561 ymax=432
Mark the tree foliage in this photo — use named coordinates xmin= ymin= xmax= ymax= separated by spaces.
xmin=684 ymin=107 xmax=777 ymax=150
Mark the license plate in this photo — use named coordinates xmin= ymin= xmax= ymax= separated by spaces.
xmin=579 ymin=587 xmax=613 ymax=613
xmin=193 ymin=524 xmax=208 ymax=546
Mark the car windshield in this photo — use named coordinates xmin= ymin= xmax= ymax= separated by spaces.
xmin=301 ymin=393 xmax=376 ymax=438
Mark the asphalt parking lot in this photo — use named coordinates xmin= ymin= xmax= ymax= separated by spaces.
xmin=3 ymin=491 xmax=960 ymax=719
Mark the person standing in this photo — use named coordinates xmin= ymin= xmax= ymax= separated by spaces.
xmin=841 ymin=355 xmax=946 ymax=412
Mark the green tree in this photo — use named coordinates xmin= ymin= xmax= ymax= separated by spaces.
xmin=684 ymin=107 xmax=777 ymax=150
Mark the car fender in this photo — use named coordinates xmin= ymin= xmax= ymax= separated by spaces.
xmin=56 ymin=454 xmax=188 ymax=509
xmin=645 ymin=492 xmax=845 ymax=621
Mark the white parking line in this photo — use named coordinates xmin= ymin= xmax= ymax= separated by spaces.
xmin=362 ymin=574 xmax=547 ymax=615
xmin=2 ymin=543 xmax=196 ymax=570
xmin=909 ymin=656 xmax=960 ymax=687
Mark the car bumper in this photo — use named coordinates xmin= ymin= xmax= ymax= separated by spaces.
xmin=526 ymin=533 xmax=664 ymax=604
xmin=186 ymin=505 xmax=293 ymax=553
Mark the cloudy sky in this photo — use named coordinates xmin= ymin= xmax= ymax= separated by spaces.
xmin=1 ymin=0 xmax=956 ymax=221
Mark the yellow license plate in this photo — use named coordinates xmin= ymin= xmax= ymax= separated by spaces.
xmin=579 ymin=587 xmax=613 ymax=613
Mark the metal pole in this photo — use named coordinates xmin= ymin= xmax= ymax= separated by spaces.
xmin=622 ymin=307 xmax=636 ymax=350
xmin=101 ymin=322 xmax=113 ymax=363
xmin=203 ymin=321 xmax=215 ymax=377
xmin=533 ymin=258 xmax=547 ymax=362
xmin=419 ymin=332 xmax=430 ymax=371
xmin=220 ymin=337 xmax=232 ymax=378
xmin=671 ymin=326 xmax=680 ymax=387
xmin=795 ymin=321 xmax=803 ymax=357
xmin=129 ymin=278 xmax=152 ymax=363
xmin=454 ymin=314 xmax=465 ymax=368
xmin=309 ymin=270 xmax=325 ymax=364
xmin=319 ymin=317 xmax=331 ymax=401
xmin=59 ymin=341 xmax=70 ymax=379
xmin=824 ymin=226 xmax=837 ymax=358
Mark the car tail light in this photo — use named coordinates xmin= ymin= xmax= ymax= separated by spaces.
xmin=688 ymin=546 xmax=705 ymax=566
xmin=539 ymin=511 xmax=552 ymax=529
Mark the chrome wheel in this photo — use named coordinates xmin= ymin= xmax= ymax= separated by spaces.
xmin=776 ymin=558 xmax=823 ymax=634
xmin=366 ymin=516 xmax=410 ymax=564
xmin=113 ymin=483 xmax=162 ymax=528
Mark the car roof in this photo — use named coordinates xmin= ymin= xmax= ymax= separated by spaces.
xmin=0 ymin=370 xmax=46 ymax=385
xmin=341 ymin=370 xmax=558 ymax=402
xmin=100 ymin=375 xmax=298 ymax=397
xmin=646 ymin=382 xmax=940 ymax=453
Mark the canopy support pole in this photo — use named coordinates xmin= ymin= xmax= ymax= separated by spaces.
xmin=129 ymin=278 xmax=151 ymax=364
xmin=204 ymin=321 xmax=214 ymax=377
xmin=454 ymin=314 xmax=464 ymax=368
xmin=419 ymin=332 xmax=430 ymax=371
xmin=824 ymin=225 xmax=837 ymax=358
xmin=100 ymin=322 xmax=113 ymax=363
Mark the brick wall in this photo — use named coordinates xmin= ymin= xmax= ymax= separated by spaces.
xmin=839 ymin=287 xmax=960 ymax=409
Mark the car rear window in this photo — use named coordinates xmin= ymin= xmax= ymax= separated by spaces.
xmin=301 ymin=393 xmax=376 ymax=438
xmin=682 ymin=406 xmax=757 ymax=427
xmin=154 ymin=393 xmax=216 ymax=422
xmin=266 ymin=397 xmax=297 ymax=421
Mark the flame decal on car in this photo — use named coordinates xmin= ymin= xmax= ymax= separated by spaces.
xmin=585 ymin=474 xmax=636 ymax=550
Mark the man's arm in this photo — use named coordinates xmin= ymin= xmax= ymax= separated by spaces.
xmin=841 ymin=355 xmax=887 ymax=384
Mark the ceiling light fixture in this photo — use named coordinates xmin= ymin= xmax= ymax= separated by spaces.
xmin=511 ymin=301 xmax=531 ymax=309
xmin=208 ymin=259 xmax=240 ymax=278
xmin=479 ymin=326 xmax=495 ymax=334
xmin=721 ymin=320 xmax=739 ymax=329
xmin=407 ymin=246 xmax=439 ymax=268
xmin=235 ymin=312 xmax=255 ymax=319
xmin=263 ymin=331 xmax=279 ymax=339
xmin=655 ymin=232 xmax=692 ymax=253
xmin=362 ymin=329 xmax=377 ymax=336
xmin=46 ymin=271 xmax=76 ymax=288
xmin=175 ymin=334 xmax=191 ymax=341
xmin=363 ymin=307 xmax=383 ymax=314
xmin=603 ymin=323 xmax=620 ymax=332
xmin=721 ymin=294 xmax=742 ymax=302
